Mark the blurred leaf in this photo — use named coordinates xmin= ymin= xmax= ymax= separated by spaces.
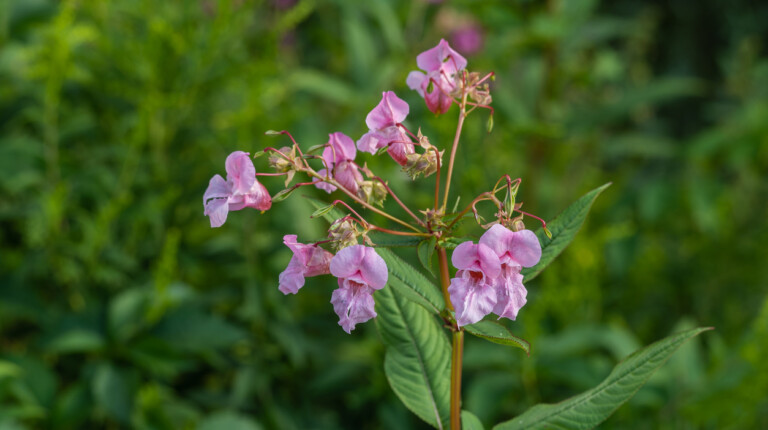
xmin=377 ymin=248 xmax=444 ymax=314
xmin=198 ymin=411 xmax=263 ymax=430
xmin=464 ymin=321 xmax=530 ymax=355
xmin=291 ymin=69 xmax=356 ymax=104
xmin=522 ymin=183 xmax=611 ymax=282
xmin=493 ymin=327 xmax=713 ymax=430
xmin=375 ymin=284 xmax=451 ymax=429
xmin=153 ymin=308 xmax=247 ymax=353
xmin=368 ymin=231 xmax=421 ymax=247
xmin=44 ymin=329 xmax=105 ymax=354
xmin=92 ymin=364 xmax=134 ymax=424
xmin=462 ymin=410 xmax=485 ymax=430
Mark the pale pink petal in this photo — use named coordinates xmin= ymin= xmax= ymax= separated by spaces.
xmin=477 ymin=243 xmax=502 ymax=279
xmin=331 ymin=281 xmax=377 ymax=333
xmin=278 ymin=256 xmax=307 ymax=295
xmin=493 ymin=271 xmax=527 ymax=320
xmin=330 ymin=245 xmax=366 ymax=279
xmin=406 ymin=71 xmax=426 ymax=96
xmin=451 ymin=241 xmax=478 ymax=270
xmin=357 ymin=131 xmax=383 ymax=154
xmin=480 ymin=225 xmax=542 ymax=268
xmin=204 ymin=197 xmax=229 ymax=228
xmin=322 ymin=132 xmax=357 ymax=166
xmin=416 ymin=39 xmax=467 ymax=73
xmin=203 ymin=174 xmax=231 ymax=204
xmin=387 ymin=140 xmax=415 ymax=166
xmin=333 ymin=161 xmax=362 ymax=194
xmin=282 ymin=235 xmax=306 ymax=261
xmin=510 ymin=229 xmax=542 ymax=268
xmin=225 ymin=151 xmax=256 ymax=194
xmin=313 ymin=169 xmax=337 ymax=193
xmin=243 ymin=180 xmax=272 ymax=211
xmin=365 ymin=91 xmax=409 ymax=130
xmin=448 ymin=274 xmax=497 ymax=327
xmin=304 ymin=246 xmax=334 ymax=277
xmin=359 ymin=247 xmax=388 ymax=290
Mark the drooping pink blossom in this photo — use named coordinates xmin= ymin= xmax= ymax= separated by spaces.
xmin=314 ymin=132 xmax=363 ymax=194
xmin=406 ymin=39 xmax=467 ymax=114
xmin=278 ymin=235 xmax=334 ymax=295
xmin=479 ymin=224 xmax=541 ymax=321
xmin=357 ymin=91 xmax=414 ymax=166
xmin=329 ymin=245 xmax=388 ymax=333
xmin=203 ymin=151 xmax=272 ymax=228
xmin=447 ymin=241 xmax=501 ymax=327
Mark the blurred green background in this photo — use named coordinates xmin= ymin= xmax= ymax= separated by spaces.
xmin=1 ymin=0 xmax=767 ymax=428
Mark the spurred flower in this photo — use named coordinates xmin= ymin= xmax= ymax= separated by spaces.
xmin=357 ymin=91 xmax=414 ymax=166
xmin=203 ymin=151 xmax=272 ymax=228
xmin=278 ymin=235 xmax=334 ymax=295
xmin=329 ymin=245 xmax=388 ymax=333
xmin=479 ymin=224 xmax=541 ymax=321
xmin=406 ymin=39 xmax=467 ymax=114
xmin=447 ymin=241 xmax=501 ymax=327
xmin=314 ymin=132 xmax=363 ymax=194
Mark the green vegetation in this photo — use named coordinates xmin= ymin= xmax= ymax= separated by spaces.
xmin=1 ymin=0 xmax=766 ymax=428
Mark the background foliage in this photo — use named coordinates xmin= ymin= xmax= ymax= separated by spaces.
xmin=1 ymin=0 xmax=767 ymax=428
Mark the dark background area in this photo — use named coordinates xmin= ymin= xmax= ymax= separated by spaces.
xmin=1 ymin=0 xmax=766 ymax=428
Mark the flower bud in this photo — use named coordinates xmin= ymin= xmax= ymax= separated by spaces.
xmin=357 ymin=180 xmax=387 ymax=207
xmin=328 ymin=218 xmax=359 ymax=251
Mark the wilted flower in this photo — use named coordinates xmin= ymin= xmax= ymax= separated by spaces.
xmin=329 ymin=245 xmax=388 ymax=333
xmin=203 ymin=151 xmax=272 ymax=228
xmin=479 ymin=224 xmax=541 ymax=321
xmin=406 ymin=39 xmax=467 ymax=114
xmin=447 ymin=241 xmax=501 ymax=327
xmin=357 ymin=91 xmax=414 ymax=166
xmin=278 ymin=235 xmax=334 ymax=295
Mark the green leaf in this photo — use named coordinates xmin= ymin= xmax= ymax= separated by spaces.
xmin=367 ymin=231 xmax=421 ymax=247
xmin=310 ymin=203 xmax=335 ymax=219
xmin=92 ymin=364 xmax=134 ymax=424
xmin=304 ymin=195 xmax=345 ymax=224
xmin=417 ymin=236 xmax=437 ymax=277
xmin=493 ymin=327 xmax=713 ymax=430
xmin=375 ymin=285 xmax=451 ymax=429
xmin=522 ymin=183 xmax=610 ymax=282
xmin=462 ymin=410 xmax=485 ymax=430
xmin=377 ymin=248 xmax=444 ymax=314
xmin=199 ymin=411 xmax=263 ymax=430
xmin=271 ymin=187 xmax=296 ymax=203
xmin=464 ymin=321 xmax=530 ymax=355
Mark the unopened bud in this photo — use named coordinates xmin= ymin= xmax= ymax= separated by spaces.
xmin=511 ymin=219 xmax=526 ymax=232
xmin=357 ymin=180 xmax=387 ymax=207
xmin=328 ymin=218 xmax=359 ymax=251
xmin=268 ymin=146 xmax=295 ymax=172
xmin=403 ymin=150 xmax=441 ymax=180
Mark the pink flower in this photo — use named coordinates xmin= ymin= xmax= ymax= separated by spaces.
xmin=314 ymin=132 xmax=363 ymax=194
xmin=357 ymin=91 xmax=414 ymax=166
xmin=406 ymin=39 xmax=467 ymax=114
xmin=447 ymin=241 xmax=501 ymax=327
xmin=451 ymin=25 xmax=483 ymax=56
xmin=278 ymin=235 xmax=334 ymax=295
xmin=329 ymin=245 xmax=388 ymax=333
xmin=203 ymin=151 xmax=272 ymax=228
xmin=479 ymin=224 xmax=542 ymax=321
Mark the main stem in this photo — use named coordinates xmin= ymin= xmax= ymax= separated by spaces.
xmin=441 ymin=91 xmax=469 ymax=212
xmin=438 ymin=248 xmax=463 ymax=430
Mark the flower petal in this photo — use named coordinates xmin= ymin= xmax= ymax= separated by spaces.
xmin=204 ymin=197 xmax=229 ymax=228
xmin=313 ymin=169 xmax=337 ymax=193
xmin=448 ymin=275 xmax=497 ymax=327
xmin=406 ymin=71 xmax=426 ymax=96
xmin=330 ymin=245 xmax=366 ymax=279
xmin=416 ymin=39 xmax=467 ymax=74
xmin=333 ymin=161 xmax=362 ymax=194
xmin=322 ymin=132 xmax=357 ymax=166
xmin=509 ymin=229 xmax=542 ymax=268
xmin=278 ymin=255 xmax=307 ymax=295
xmin=493 ymin=271 xmax=527 ymax=321
xmin=243 ymin=179 xmax=272 ymax=210
xmin=359 ymin=247 xmax=388 ymax=290
xmin=225 ymin=151 xmax=256 ymax=194
xmin=331 ymin=282 xmax=377 ymax=334
xmin=365 ymin=91 xmax=409 ymax=130
xmin=204 ymin=174 xmax=231 ymax=205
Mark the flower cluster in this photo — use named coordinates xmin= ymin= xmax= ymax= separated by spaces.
xmin=448 ymin=224 xmax=541 ymax=327
xmin=203 ymin=40 xmax=540 ymax=334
